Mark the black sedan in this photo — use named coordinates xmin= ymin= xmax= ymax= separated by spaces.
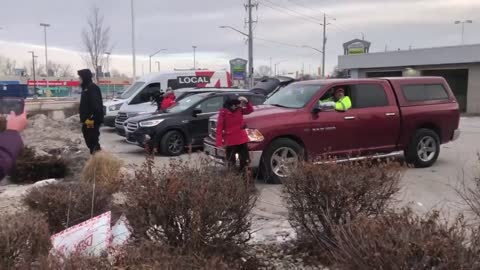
xmin=124 ymin=91 xmax=266 ymax=156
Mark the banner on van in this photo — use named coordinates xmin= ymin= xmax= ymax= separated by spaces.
xmin=176 ymin=76 xmax=211 ymax=87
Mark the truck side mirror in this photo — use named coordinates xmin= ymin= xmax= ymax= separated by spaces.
xmin=192 ymin=109 xmax=202 ymax=117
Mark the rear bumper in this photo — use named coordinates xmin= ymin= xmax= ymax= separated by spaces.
xmin=452 ymin=129 xmax=460 ymax=141
xmin=203 ymin=142 xmax=263 ymax=168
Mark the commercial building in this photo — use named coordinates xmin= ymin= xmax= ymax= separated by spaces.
xmin=338 ymin=43 xmax=480 ymax=113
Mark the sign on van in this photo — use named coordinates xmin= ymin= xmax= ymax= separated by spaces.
xmin=177 ymin=76 xmax=211 ymax=87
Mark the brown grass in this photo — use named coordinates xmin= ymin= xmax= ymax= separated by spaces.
xmin=81 ymin=151 xmax=124 ymax=193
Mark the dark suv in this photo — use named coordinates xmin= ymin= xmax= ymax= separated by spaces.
xmin=124 ymin=91 xmax=266 ymax=156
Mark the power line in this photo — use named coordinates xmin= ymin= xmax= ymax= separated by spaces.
xmin=259 ymin=0 xmax=323 ymax=26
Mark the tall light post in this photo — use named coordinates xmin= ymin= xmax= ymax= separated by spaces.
xmin=192 ymin=46 xmax=197 ymax=70
xmin=149 ymin=48 xmax=167 ymax=73
xmin=156 ymin=61 xmax=161 ymax=72
xmin=130 ymin=0 xmax=137 ymax=79
xmin=455 ymin=20 xmax=473 ymax=44
xmin=274 ymin=60 xmax=287 ymax=76
xmin=302 ymin=45 xmax=323 ymax=77
xmin=104 ymin=52 xmax=111 ymax=76
xmin=219 ymin=25 xmax=253 ymax=87
xmin=40 ymin=23 xmax=50 ymax=90
xmin=28 ymin=51 xmax=38 ymax=99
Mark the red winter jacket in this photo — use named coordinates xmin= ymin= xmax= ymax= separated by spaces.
xmin=216 ymin=102 xmax=254 ymax=147
xmin=161 ymin=93 xmax=176 ymax=111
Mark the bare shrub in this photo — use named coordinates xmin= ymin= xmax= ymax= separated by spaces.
xmin=23 ymin=182 xmax=113 ymax=233
xmin=81 ymin=151 xmax=124 ymax=193
xmin=0 ymin=211 xmax=51 ymax=269
xmin=330 ymin=209 xmax=480 ymax=270
xmin=455 ymin=155 xmax=480 ymax=221
xmin=122 ymin=157 xmax=257 ymax=257
xmin=29 ymin=242 xmax=231 ymax=270
xmin=10 ymin=146 xmax=68 ymax=183
xmin=283 ymin=160 xmax=402 ymax=247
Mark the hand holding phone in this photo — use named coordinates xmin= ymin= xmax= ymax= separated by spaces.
xmin=6 ymin=111 xmax=27 ymax=132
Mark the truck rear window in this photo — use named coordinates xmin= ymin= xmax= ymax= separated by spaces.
xmin=401 ymin=84 xmax=449 ymax=102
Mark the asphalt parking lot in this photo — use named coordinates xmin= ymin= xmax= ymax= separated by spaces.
xmin=102 ymin=117 xmax=480 ymax=242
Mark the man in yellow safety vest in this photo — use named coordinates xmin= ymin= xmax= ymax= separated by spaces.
xmin=319 ymin=88 xmax=352 ymax=112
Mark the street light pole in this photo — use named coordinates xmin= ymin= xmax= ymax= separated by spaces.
xmin=40 ymin=23 xmax=50 ymax=89
xmin=28 ymin=51 xmax=38 ymax=99
xmin=302 ymin=45 xmax=323 ymax=76
xmin=219 ymin=25 xmax=252 ymax=85
xmin=130 ymin=0 xmax=137 ymax=79
xmin=149 ymin=48 xmax=167 ymax=73
xmin=192 ymin=46 xmax=197 ymax=70
xmin=156 ymin=61 xmax=161 ymax=72
xmin=455 ymin=20 xmax=473 ymax=44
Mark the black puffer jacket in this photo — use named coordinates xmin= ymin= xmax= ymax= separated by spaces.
xmin=78 ymin=69 xmax=104 ymax=124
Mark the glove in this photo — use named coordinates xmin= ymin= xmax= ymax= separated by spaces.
xmin=85 ymin=119 xmax=95 ymax=129
xmin=238 ymin=97 xmax=248 ymax=103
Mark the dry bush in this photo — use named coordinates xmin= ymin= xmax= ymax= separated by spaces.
xmin=330 ymin=209 xmax=480 ymax=270
xmin=23 ymin=182 xmax=113 ymax=233
xmin=28 ymin=242 xmax=231 ymax=270
xmin=81 ymin=151 xmax=124 ymax=193
xmin=122 ymin=157 xmax=257 ymax=257
xmin=10 ymin=146 xmax=68 ymax=183
xmin=283 ymin=160 xmax=402 ymax=247
xmin=0 ymin=211 xmax=51 ymax=269
xmin=455 ymin=155 xmax=480 ymax=221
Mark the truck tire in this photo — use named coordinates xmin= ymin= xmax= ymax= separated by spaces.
xmin=261 ymin=138 xmax=304 ymax=184
xmin=404 ymin=128 xmax=440 ymax=168
xmin=160 ymin=130 xmax=185 ymax=156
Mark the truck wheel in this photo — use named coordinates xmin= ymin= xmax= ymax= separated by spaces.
xmin=160 ymin=130 xmax=185 ymax=156
xmin=404 ymin=129 xmax=440 ymax=168
xmin=262 ymin=138 xmax=304 ymax=184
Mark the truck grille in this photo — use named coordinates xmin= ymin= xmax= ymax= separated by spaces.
xmin=209 ymin=119 xmax=217 ymax=140
xmin=116 ymin=112 xmax=128 ymax=125
xmin=126 ymin=122 xmax=138 ymax=133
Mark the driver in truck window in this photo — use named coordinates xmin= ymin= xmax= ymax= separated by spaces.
xmin=319 ymin=88 xmax=352 ymax=112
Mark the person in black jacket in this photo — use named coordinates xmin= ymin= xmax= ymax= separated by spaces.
xmin=78 ymin=69 xmax=104 ymax=154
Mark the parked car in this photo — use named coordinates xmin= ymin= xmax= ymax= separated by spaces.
xmin=103 ymin=71 xmax=232 ymax=127
xmin=124 ymin=91 xmax=266 ymax=156
xmin=115 ymin=88 xmax=245 ymax=136
xmin=204 ymin=77 xmax=461 ymax=184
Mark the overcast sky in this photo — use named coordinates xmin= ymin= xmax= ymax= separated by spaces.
xmin=0 ymin=0 xmax=479 ymax=77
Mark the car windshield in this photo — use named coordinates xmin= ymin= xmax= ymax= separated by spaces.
xmin=265 ymin=83 xmax=323 ymax=108
xmin=120 ymin=81 xmax=145 ymax=99
xmin=166 ymin=94 xmax=206 ymax=113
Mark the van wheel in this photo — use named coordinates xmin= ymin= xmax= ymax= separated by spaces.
xmin=262 ymin=138 xmax=304 ymax=184
xmin=160 ymin=130 xmax=185 ymax=156
xmin=404 ymin=129 xmax=440 ymax=168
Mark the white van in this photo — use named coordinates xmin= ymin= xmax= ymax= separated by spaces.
xmin=103 ymin=70 xmax=232 ymax=127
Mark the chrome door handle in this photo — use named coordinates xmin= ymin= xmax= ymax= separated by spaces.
xmin=385 ymin=113 xmax=396 ymax=116
xmin=344 ymin=116 xmax=356 ymax=120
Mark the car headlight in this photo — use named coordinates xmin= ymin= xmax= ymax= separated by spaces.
xmin=139 ymin=119 xmax=165 ymax=127
xmin=109 ymin=103 xmax=123 ymax=111
xmin=246 ymin=128 xmax=264 ymax=142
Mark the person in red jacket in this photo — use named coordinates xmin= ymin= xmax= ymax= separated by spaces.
xmin=160 ymin=88 xmax=176 ymax=112
xmin=216 ymin=95 xmax=254 ymax=173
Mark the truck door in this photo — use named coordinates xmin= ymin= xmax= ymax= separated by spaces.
xmin=309 ymin=85 xmax=361 ymax=158
xmin=348 ymin=82 xmax=401 ymax=154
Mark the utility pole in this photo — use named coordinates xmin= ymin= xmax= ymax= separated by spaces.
xmin=192 ymin=46 xmax=197 ymax=70
xmin=130 ymin=0 xmax=137 ymax=79
xmin=455 ymin=20 xmax=473 ymax=44
xmin=40 ymin=23 xmax=50 ymax=89
xmin=28 ymin=51 xmax=38 ymax=99
xmin=269 ymin=57 xmax=272 ymax=76
xmin=156 ymin=61 xmax=161 ymax=72
xmin=246 ymin=0 xmax=257 ymax=87
xmin=322 ymin=13 xmax=326 ymax=79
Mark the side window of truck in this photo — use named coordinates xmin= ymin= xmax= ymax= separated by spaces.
xmin=350 ymin=84 xmax=389 ymax=108
xmin=401 ymin=84 xmax=449 ymax=102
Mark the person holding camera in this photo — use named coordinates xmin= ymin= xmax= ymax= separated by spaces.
xmin=0 ymin=111 xmax=27 ymax=179
xmin=215 ymin=95 xmax=254 ymax=173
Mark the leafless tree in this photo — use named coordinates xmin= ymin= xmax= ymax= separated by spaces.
xmin=254 ymin=65 xmax=272 ymax=77
xmin=58 ymin=64 xmax=73 ymax=77
xmin=0 ymin=55 xmax=17 ymax=75
xmin=81 ymin=6 xmax=111 ymax=81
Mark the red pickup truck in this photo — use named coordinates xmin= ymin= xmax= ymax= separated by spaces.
xmin=204 ymin=77 xmax=460 ymax=184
